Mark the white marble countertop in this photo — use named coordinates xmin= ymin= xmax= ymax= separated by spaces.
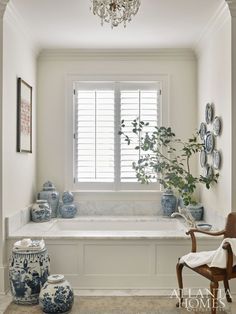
xmin=7 ymin=216 xmax=221 ymax=241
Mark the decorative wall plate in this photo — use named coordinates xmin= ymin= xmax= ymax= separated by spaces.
xmin=199 ymin=122 xmax=207 ymax=140
xmin=204 ymin=131 xmax=215 ymax=154
xmin=204 ymin=163 xmax=214 ymax=178
xmin=213 ymin=116 xmax=221 ymax=136
xmin=205 ymin=103 xmax=214 ymax=124
xmin=200 ymin=150 xmax=207 ymax=168
xmin=212 ymin=150 xmax=221 ymax=169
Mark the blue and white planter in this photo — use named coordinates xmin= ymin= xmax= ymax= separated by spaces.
xmin=187 ymin=203 xmax=204 ymax=221
xmin=9 ymin=247 xmax=50 ymax=304
xmin=31 ymin=200 xmax=52 ymax=222
xmin=39 ymin=274 xmax=74 ymax=314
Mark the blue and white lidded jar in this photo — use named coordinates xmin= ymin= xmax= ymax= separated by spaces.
xmin=9 ymin=239 xmax=50 ymax=305
xmin=38 ymin=181 xmax=59 ymax=218
xmin=62 ymin=191 xmax=74 ymax=204
xmin=31 ymin=200 xmax=52 ymax=222
xmin=60 ymin=191 xmax=77 ymax=218
xmin=161 ymin=189 xmax=177 ymax=216
xmin=60 ymin=204 xmax=77 ymax=218
xmin=39 ymin=274 xmax=74 ymax=314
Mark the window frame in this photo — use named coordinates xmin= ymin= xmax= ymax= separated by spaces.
xmin=65 ymin=74 xmax=169 ymax=193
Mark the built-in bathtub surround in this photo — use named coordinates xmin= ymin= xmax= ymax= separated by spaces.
xmin=7 ymin=213 xmax=231 ymax=294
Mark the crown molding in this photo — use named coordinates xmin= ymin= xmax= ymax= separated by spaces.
xmin=0 ymin=0 xmax=9 ymax=19
xmin=4 ymin=2 xmax=40 ymax=57
xmin=226 ymin=0 xmax=236 ymax=17
xmin=38 ymin=48 xmax=196 ymax=62
xmin=194 ymin=0 xmax=230 ymax=54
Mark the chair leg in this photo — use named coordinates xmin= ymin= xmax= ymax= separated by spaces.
xmin=210 ymin=281 xmax=219 ymax=314
xmin=223 ymin=278 xmax=232 ymax=302
xmin=176 ymin=262 xmax=184 ymax=307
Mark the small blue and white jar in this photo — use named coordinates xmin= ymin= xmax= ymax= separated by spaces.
xmin=60 ymin=191 xmax=77 ymax=218
xmin=31 ymin=200 xmax=52 ymax=222
xmin=39 ymin=274 xmax=74 ymax=314
xmin=60 ymin=204 xmax=77 ymax=219
xmin=161 ymin=189 xmax=177 ymax=217
xmin=62 ymin=191 xmax=74 ymax=204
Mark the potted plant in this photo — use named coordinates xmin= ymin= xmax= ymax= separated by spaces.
xmin=119 ymin=119 xmax=219 ymax=218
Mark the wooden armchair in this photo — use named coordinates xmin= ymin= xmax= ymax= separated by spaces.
xmin=176 ymin=212 xmax=236 ymax=314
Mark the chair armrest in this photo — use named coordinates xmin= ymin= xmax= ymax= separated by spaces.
xmin=186 ymin=229 xmax=225 ymax=252
xmin=222 ymin=242 xmax=233 ymax=277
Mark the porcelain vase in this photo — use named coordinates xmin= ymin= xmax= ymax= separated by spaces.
xmin=59 ymin=191 xmax=77 ymax=218
xmin=39 ymin=274 xmax=74 ymax=313
xmin=38 ymin=181 xmax=59 ymax=218
xmin=31 ymin=200 xmax=52 ymax=222
xmin=161 ymin=189 xmax=177 ymax=216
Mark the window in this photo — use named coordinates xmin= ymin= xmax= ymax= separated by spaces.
xmin=73 ymin=81 xmax=161 ymax=190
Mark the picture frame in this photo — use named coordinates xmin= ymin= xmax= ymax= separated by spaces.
xmin=17 ymin=78 xmax=32 ymax=153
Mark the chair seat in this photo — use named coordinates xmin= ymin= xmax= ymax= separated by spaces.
xmin=184 ymin=262 xmax=236 ymax=282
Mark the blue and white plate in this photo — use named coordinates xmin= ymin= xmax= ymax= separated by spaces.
xmin=204 ymin=131 xmax=214 ymax=154
xmin=213 ymin=116 xmax=221 ymax=136
xmin=199 ymin=122 xmax=207 ymax=141
xmin=213 ymin=150 xmax=221 ymax=169
xmin=205 ymin=103 xmax=214 ymax=124
xmin=200 ymin=150 xmax=207 ymax=168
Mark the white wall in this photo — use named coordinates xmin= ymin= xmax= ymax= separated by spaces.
xmin=197 ymin=7 xmax=231 ymax=227
xmin=0 ymin=4 xmax=37 ymax=292
xmin=37 ymin=50 xmax=197 ymax=197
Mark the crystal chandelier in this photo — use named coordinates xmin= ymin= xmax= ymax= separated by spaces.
xmin=91 ymin=0 xmax=141 ymax=28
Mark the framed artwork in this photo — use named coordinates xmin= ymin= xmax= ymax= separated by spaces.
xmin=17 ymin=78 xmax=32 ymax=153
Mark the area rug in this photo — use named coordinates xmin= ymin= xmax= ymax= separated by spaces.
xmin=3 ymin=296 xmax=233 ymax=314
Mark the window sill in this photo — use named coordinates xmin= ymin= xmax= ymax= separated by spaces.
xmin=72 ymin=190 xmax=162 ymax=201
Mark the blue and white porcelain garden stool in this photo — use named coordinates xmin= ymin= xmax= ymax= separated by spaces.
xmin=9 ymin=239 xmax=50 ymax=305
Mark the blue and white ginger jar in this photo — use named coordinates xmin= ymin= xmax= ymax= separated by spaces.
xmin=60 ymin=191 xmax=77 ymax=218
xmin=60 ymin=204 xmax=77 ymax=218
xmin=39 ymin=274 xmax=74 ymax=313
xmin=38 ymin=181 xmax=59 ymax=218
xmin=161 ymin=189 xmax=177 ymax=216
xmin=9 ymin=243 xmax=50 ymax=304
xmin=31 ymin=200 xmax=52 ymax=222
xmin=62 ymin=191 xmax=74 ymax=204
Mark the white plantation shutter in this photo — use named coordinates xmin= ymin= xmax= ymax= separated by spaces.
xmin=74 ymin=82 xmax=115 ymax=182
xmin=74 ymin=81 xmax=161 ymax=188
xmin=120 ymin=83 xmax=160 ymax=182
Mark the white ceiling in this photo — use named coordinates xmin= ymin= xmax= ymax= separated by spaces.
xmin=11 ymin=0 xmax=223 ymax=49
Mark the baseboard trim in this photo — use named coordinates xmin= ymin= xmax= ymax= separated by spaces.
xmin=0 ymin=265 xmax=9 ymax=293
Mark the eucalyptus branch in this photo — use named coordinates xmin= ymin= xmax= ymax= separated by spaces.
xmin=119 ymin=119 xmax=219 ymax=206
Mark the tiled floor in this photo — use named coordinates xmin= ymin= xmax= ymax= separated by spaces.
xmin=1 ymin=295 xmax=236 ymax=314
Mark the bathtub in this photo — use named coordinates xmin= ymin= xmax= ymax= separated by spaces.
xmin=7 ymin=214 xmax=221 ymax=294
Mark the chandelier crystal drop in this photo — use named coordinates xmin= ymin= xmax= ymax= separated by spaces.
xmin=91 ymin=0 xmax=141 ymax=28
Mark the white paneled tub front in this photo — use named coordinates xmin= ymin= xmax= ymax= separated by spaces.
xmin=7 ymin=216 xmax=221 ymax=294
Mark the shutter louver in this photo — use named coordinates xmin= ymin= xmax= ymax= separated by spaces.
xmin=120 ymin=89 xmax=159 ymax=182
xmin=75 ymin=89 xmax=115 ymax=182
